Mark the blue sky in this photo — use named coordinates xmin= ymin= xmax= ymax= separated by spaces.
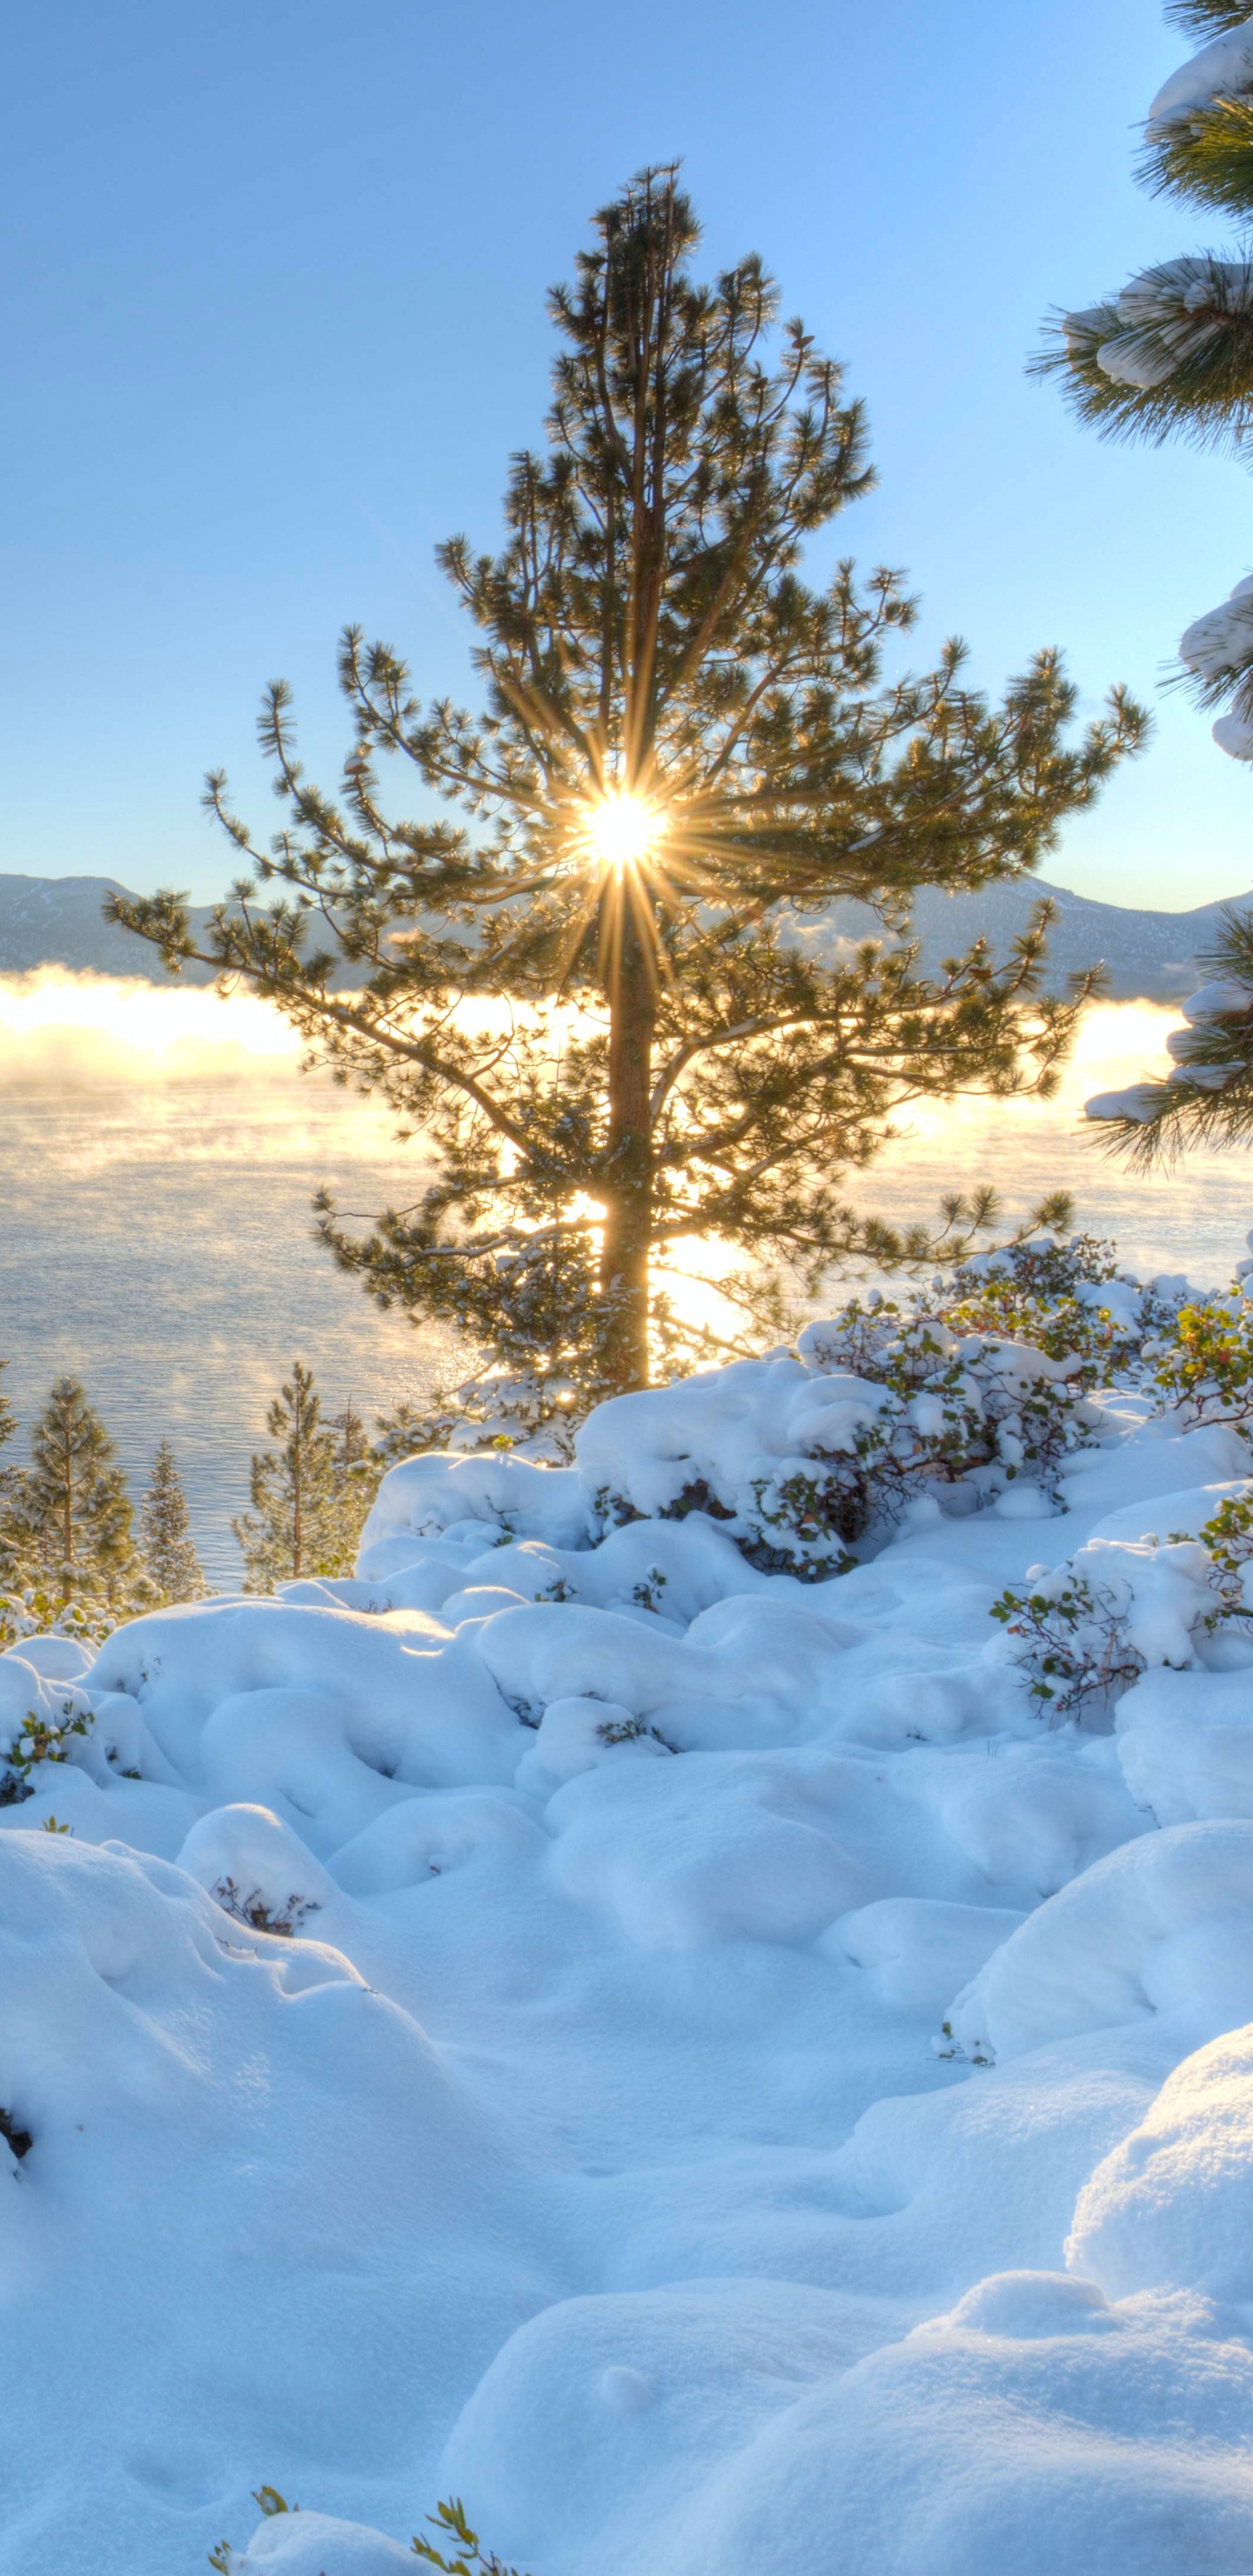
xmin=2 ymin=0 xmax=1250 ymax=911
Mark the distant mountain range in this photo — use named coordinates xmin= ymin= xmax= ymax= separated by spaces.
xmin=2 ymin=869 xmax=1250 ymax=1003
xmin=0 ymin=875 xmax=219 ymax=985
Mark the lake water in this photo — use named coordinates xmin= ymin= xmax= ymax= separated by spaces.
xmin=1 ymin=975 xmax=1251 ymax=1587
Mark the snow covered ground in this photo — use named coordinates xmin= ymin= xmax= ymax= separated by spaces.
xmin=10 ymin=1249 xmax=1253 ymax=2571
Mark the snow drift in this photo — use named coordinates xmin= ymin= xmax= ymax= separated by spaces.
xmin=11 ymin=1241 xmax=1253 ymax=2569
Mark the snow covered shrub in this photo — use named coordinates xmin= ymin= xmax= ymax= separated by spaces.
xmin=0 ymin=1588 xmax=117 ymax=1656
xmin=945 ymin=1234 xmax=1141 ymax=1379
xmin=1189 ymin=1488 xmax=1253 ymax=1630
xmin=993 ymin=1486 xmax=1253 ymax=1723
xmin=571 ymin=1251 xmax=1112 ymax=1584
xmin=208 ymin=2490 xmax=526 ymax=2576
xmin=209 ymin=2485 xmax=294 ymax=2572
xmin=741 ymin=1459 xmax=865 ymax=1578
xmin=787 ymin=1283 xmax=1099 ymax=1535
xmin=0 ymin=1693 xmax=94 ymax=1807
xmin=1148 ymin=1295 xmax=1253 ymax=1432
xmin=210 ymin=1876 xmax=319 ymax=1938
xmin=991 ymin=1567 xmax=1147 ymax=1723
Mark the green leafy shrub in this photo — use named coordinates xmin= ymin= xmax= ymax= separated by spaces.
xmin=0 ymin=1695 xmax=94 ymax=1808
xmin=991 ymin=1481 xmax=1253 ymax=1721
xmin=1147 ymin=1298 xmax=1253 ymax=1432
xmin=990 ymin=1569 xmax=1147 ymax=1722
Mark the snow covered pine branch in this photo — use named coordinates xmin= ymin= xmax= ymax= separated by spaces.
xmin=1042 ymin=2 xmax=1253 ymax=755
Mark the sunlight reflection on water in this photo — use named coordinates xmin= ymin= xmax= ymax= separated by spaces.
xmin=1 ymin=978 xmax=1250 ymax=1587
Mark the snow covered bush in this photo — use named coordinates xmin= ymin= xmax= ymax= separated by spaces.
xmin=1147 ymin=1293 xmax=1253 ymax=1432
xmin=991 ymin=1566 xmax=1149 ymax=1723
xmin=208 ymin=2492 xmax=525 ymax=2576
xmin=993 ymin=1485 xmax=1253 ymax=1723
xmin=0 ymin=1661 xmax=94 ymax=1807
xmin=619 ymin=1246 xmax=1118 ymax=1576
xmin=0 ymin=1587 xmax=118 ymax=1657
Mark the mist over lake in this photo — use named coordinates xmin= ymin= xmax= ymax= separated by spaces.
xmin=1 ymin=973 xmax=1250 ymax=1587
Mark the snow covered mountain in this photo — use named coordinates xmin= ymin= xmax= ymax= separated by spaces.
xmin=0 ymin=873 xmax=218 ymax=983
xmin=792 ymin=873 xmax=1253 ymax=1000
xmin=2 ymin=868 xmax=1250 ymax=999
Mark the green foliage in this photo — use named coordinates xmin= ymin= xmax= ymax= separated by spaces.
xmin=412 ymin=2496 xmax=528 ymax=2576
xmin=0 ymin=1587 xmax=118 ymax=1657
xmin=207 ymin=2490 xmax=524 ymax=2576
xmin=1093 ymin=911 xmax=1253 ymax=1164
xmin=208 ymin=2486 xmax=293 ymax=2572
xmin=138 ymin=1439 xmax=205 ymax=1602
xmin=233 ymin=1364 xmax=379 ymax=1589
xmin=990 ymin=1570 xmax=1148 ymax=1722
xmin=0 ymin=1376 xmax=151 ymax=1616
xmin=1167 ymin=2 xmax=1253 ymax=37
xmin=114 ymin=169 xmax=1143 ymax=1412
xmin=1193 ymin=1486 xmax=1253 ymax=1622
xmin=585 ymin=1229 xmax=1121 ymax=1581
xmin=1147 ymin=1287 xmax=1253 ymax=1425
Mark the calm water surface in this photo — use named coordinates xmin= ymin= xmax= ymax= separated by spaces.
xmin=0 ymin=1035 xmax=459 ymax=1584
xmin=2 ymin=981 xmax=1251 ymax=1586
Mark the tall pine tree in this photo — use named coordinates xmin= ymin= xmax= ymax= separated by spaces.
xmin=113 ymin=170 xmax=1146 ymax=1404
xmin=7 ymin=1377 xmax=141 ymax=1607
xmin=234 ymin=1365 xmax=373 ymax=1590
xmin=1043 ymin=3 xmax=1253 ymax=1161
xmin=138 ymin=1441 xmax=206 ymax=1603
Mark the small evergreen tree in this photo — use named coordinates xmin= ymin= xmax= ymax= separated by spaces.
xmin=138 ymin=1440 xmax=206 ymax=1603
xmin=114 ymin=169 xmax=1145 ymax=1411
xmin=7 ymin=1376 xmax=142 ymax=1607
xmin=328 ymin=1393 xmax=384 ymax=1550
xmin=233 ymin=1364 xmax=374 ymax=1589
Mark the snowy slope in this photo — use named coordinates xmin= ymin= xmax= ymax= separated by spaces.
xmin=12 ymin=1267 xmax=1253 ymax=2566
xmin=0 ymin=875 xmax=218 ymax=983
xmin=3 ymin=869 xmax=1250 ymax=999
xmin=789 ymin=873 xmax=1253 ymax=1001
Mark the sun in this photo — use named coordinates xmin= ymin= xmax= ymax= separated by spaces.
xmin=584 ymin=792 xmax=660 ymax=873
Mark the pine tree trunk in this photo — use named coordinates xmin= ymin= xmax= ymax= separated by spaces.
xmin=61 ymin=1447 xmax=74 ymax=1601
xmin=600 ymin=916 xmax=656 ymax=1394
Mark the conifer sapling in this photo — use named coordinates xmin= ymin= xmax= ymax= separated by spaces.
xmin=138 ymin=1439 xmax=206 ymax=1603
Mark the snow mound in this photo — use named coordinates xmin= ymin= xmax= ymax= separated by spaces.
xmin=1071 ymin=2020 xmax=1253 ymax=2303
xmin=948 ymin=1821 xmax=1253 ymax=2064
xmin=10 ymin=1275 xmax=1253 ymax=2566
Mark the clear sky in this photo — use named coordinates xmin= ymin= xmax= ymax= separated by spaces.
xmin=3 ymin=0 xmax=1250 ymax=911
